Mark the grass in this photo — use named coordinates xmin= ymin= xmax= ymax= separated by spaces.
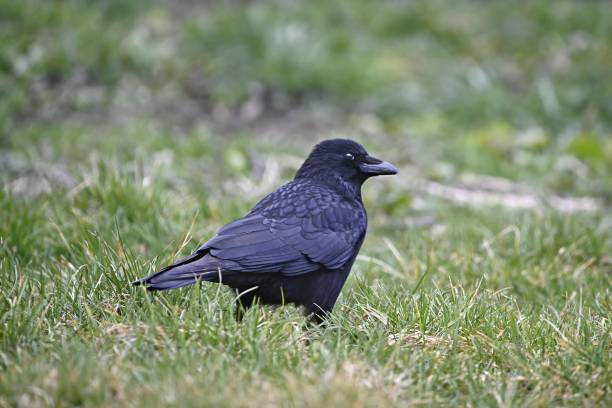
xmin=1 ymin=192 xmax=610 ymax=406
xmin=1 ymin=0 xmax=611 ymax=406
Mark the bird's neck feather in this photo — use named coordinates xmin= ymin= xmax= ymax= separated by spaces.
xmin=296 ymin=169 xmax=364 ymax=201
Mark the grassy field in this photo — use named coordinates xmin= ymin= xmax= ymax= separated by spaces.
xmin=1 ymin=0 xmax=611 ymax=406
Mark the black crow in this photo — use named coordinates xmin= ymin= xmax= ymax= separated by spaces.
xmin=132 ymin=139 xmax=397 ymax=322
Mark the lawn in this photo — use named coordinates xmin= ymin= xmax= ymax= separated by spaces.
xmin=1 ymin=0 xmax=610 ymax=406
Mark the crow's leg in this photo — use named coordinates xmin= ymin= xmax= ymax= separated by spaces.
xmin=234 ymin=290 xmax=257 ymax=322
xmin=304 ymin=303 xmax=331 ymax=325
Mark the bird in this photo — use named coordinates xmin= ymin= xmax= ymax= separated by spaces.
xmin=132 ymin=139 xmax=397 ymax=322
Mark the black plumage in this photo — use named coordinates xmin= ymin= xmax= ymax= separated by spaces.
xmin=132 ymin=139 xmax=397 ymax=321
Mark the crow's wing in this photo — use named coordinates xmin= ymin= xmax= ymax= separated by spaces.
xmin=132 ymin=182 xmax=367 ymax=289
xmin=200 ymin=184 xmax=366 ymax=276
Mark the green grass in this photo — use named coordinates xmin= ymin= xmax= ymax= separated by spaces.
xmin=1 ymin=0 xmax=611 ymax=406
xmin=1 ymin=187 xmax=610 ymax=406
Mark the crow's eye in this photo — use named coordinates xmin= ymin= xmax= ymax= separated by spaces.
xmin=345 ymin=153 xmax=355 ymax=160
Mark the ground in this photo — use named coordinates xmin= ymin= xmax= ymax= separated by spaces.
xmin=0 ymin=0 xmax=611 ymax=406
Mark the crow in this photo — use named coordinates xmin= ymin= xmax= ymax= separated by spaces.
xmin=132 ymin=139 xmax=397 ymax=322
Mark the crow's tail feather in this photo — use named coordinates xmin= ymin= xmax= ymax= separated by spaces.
xmin=135 ymin=276 xmax=197 ymax=291
xmin=131 ymin=251 xmax=220 ymax=291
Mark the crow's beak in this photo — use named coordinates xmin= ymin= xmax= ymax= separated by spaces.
xmin=359 ymin=156 xmax=398 ymax=176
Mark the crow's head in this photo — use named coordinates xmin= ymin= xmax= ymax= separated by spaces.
xmin=296 ymin=139 xmax=397 ymax=191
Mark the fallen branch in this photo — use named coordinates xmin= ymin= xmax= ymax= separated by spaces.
xmin=413 ymin=179 xmax=602 ymax=213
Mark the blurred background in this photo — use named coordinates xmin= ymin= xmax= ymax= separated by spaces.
xmin=2 ymin=0 xmax=611 ymax=203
